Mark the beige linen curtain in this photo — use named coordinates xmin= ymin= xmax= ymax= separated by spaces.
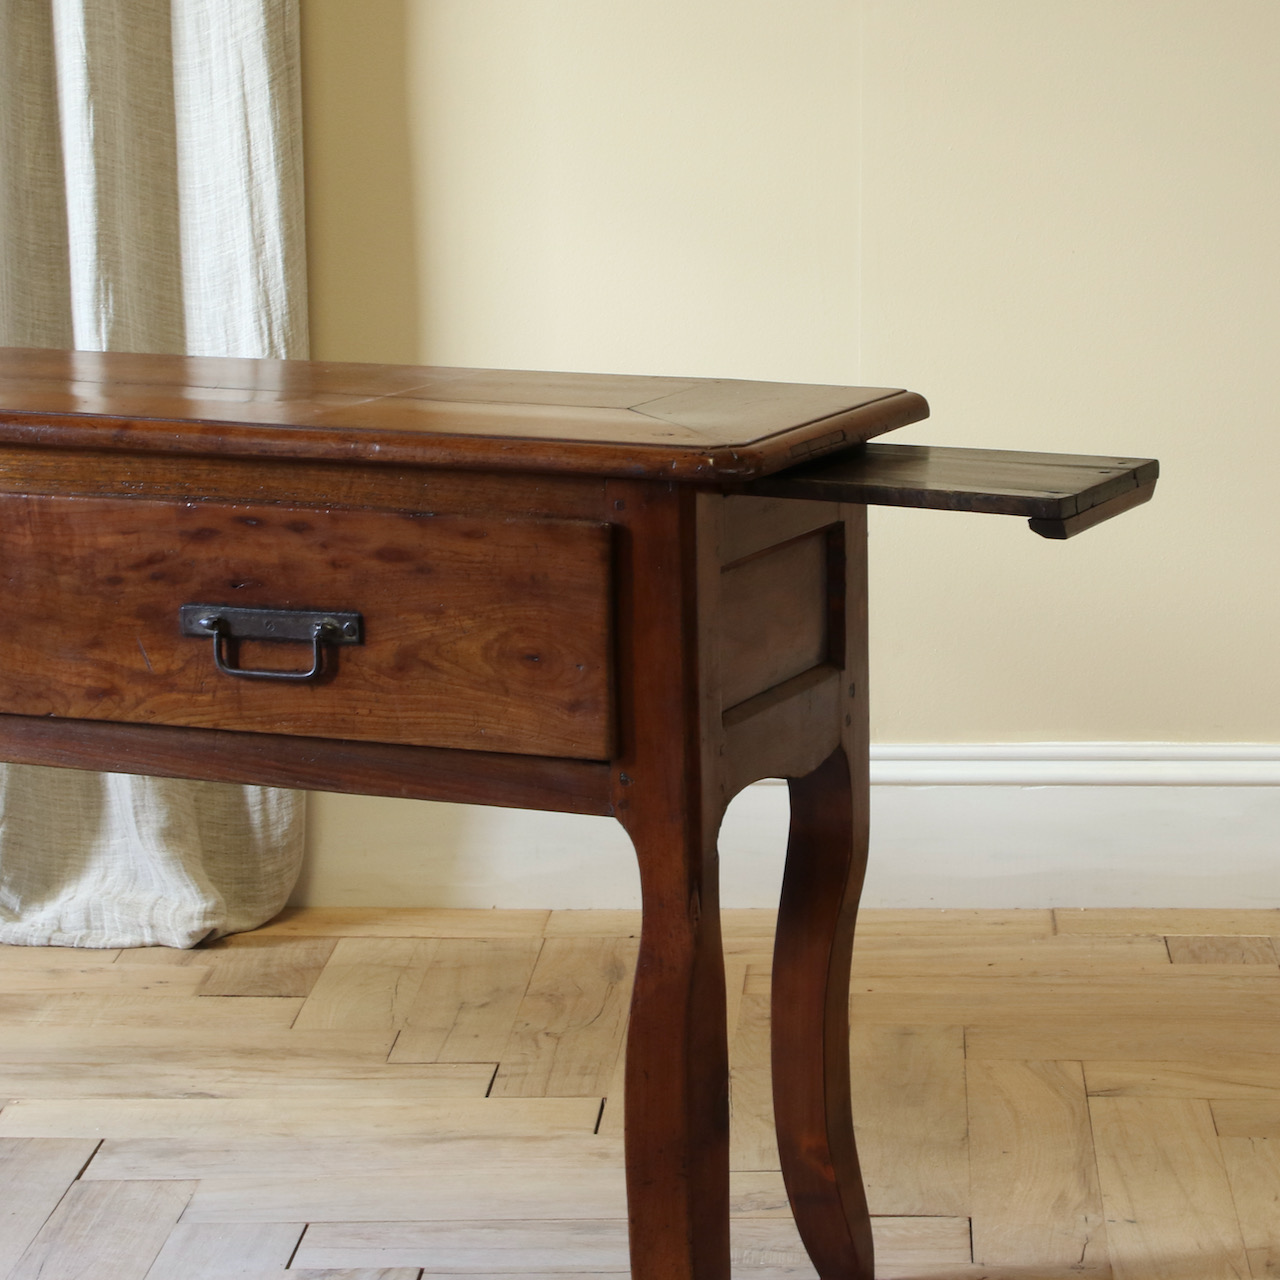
xmin=0 ymin=0 xmax=308 ymax=946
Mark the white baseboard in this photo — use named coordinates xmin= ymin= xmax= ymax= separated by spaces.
xmin=863 ymin=743 xmax=1280 ymax=909
xmin=296 ymin=744 xmax=1280 ymax=910
xmin=870 ymin=743 xmax=1280 ymax=787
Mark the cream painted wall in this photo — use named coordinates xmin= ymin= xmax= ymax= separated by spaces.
xmin=296 ymin=1 xmax=1279 ymax=906
xmin=857 ymin=1 xmax=1280 ymax=742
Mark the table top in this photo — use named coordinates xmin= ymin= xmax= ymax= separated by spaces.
xmin=0 ymin=348 xmax=927 ymax=481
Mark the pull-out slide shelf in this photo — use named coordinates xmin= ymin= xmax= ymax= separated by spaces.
xmin=750 ymin=443 xmax=1158 ymax=539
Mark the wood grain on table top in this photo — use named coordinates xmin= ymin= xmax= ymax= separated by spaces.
xmin=0 ymin=348 xmax=927 ymax=480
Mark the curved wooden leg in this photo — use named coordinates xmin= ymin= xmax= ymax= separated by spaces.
xmin=772 ymin=745 xmax=874 ymax=1280
xmin=621 ymin=809 xmax=730 ymax=1280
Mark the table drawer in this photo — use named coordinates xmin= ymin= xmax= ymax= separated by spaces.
xmin=0 ymin=493 xmax=614 ymax=759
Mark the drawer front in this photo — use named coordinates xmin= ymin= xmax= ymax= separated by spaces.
xmin=0 ymin=494 xmax=614 ymax=760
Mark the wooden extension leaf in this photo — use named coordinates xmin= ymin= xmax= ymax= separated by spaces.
xmin=747 ymin=443 xmax=1158 ymax=539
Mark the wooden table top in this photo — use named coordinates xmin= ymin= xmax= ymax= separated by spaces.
xmin=0 ymin=348 xmax=927 ymax=481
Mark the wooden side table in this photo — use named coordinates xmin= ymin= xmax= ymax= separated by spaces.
xmin=0 ymin=348 xmax=1156 ymax=1280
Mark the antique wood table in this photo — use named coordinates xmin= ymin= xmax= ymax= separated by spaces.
xmin=0 ymin=348 xmax=1156 ymax=1280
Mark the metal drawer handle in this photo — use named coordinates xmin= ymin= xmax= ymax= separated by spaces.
xmin=179 ymin=604 xmax=363 ymax=683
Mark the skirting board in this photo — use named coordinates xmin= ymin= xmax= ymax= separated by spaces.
xmin=296 ymin=744 xmax=1280 ymax=910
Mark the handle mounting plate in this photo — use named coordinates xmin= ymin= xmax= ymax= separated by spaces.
xmin=180 ymin=604 xmax=363 ymax=682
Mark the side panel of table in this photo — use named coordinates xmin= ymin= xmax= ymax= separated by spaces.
xmin=700 ymin=492 xmax=875 ymax=1279
xmin=607 ymin=485 xmax=874 ymax=1280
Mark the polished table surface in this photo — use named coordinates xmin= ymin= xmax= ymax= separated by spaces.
xmin=0 ymin=348 xmax=1156 ymax=1280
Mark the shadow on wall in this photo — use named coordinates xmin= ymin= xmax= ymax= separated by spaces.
xmin=300 ymin=0 xmax=421 ymax=364
xmin=293 ymin=783 xmax=799 ymax=912
xmin=295 ymin=795 xmax=645 ymax=911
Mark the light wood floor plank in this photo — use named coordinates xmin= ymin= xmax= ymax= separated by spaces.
xmin=0 ymin=1025 xmax=400 ymax=1064
xmin=0 ymin=945 xmax=123 ymax=968
xmin=7 ymin=1179 xmax=194 ymax=1280
xmin=1 ymin=1096 xmax=600 ymax=1142
xmin=870 ymin=971 xmax=1280 ymax=994
xmin=729 ymin=990 xmax=775 ymax=1171
xmin=1056 ymin=908 xmax=1280 ymax=937
xmin=490 ymin=937 xmax=636 ymax=1098
xmin=294 ymin=1218 xmax=632 ymax=1273
xmin=844 ymin=974 xmax=1280 ymax=1025
xmin=182 ymin=1166 xmax=629 ymax=1224
xmin=720 ymin=910 xmax=782 ymax=940
xmin=729 ymin=1214 xmax=974 ymax=1274
xmin=1219 ymin=1136 xmax=1280 ymax=1280
xmin=195 ymin=936 xmax=339 ymax=997
xmin=543 ymin=909 xmax=641 ymax=937
xmin=252 ymin=907 xmax=549 ymax=938
xmin=1166 ymin=935 xmax=1279 ymax=966
xmin=292 ymin=938 xmax=437 ymax=1033
xmin=363 ymin=1274 xmax=587 ymax=1279
xmin=1086 ymin=1059 xmax=1280 ymax=1101
xmin=1212 ymin=1099 xmax=1280 ymax=1138
xmin=729 ymin=1169 xmax=791 ymax=1216
xmin=112 ymin=946 xmax=212 ymax=969
xmin=869 ymin=1216 xmax=974 ymax=1275
xmin=115 ymin=932 xmax=338 ymax=997
xmin=287 ymin=1270 xmax=423 ymax=1279
xmin=0 ymin=1136 xmax=100 ymax=1278
xmin=0 ymin=1061 xmax=493 ymax=1102
xmin=1090 ymin=1096 xmax=1250 ymax=1279
xmin=85 ymin=1133 xmax=622 ymax=1182
xmin=856 ymin=908 xmax=1054 ymax=936
xmin=968 ymin=1019 xmax=1280 ymax=1062
xmin=142 ymin=1221 xmax=303 ymax=1279
xmin=594 ymin=1019 xmax=628 ymax=1139
xmin=0 ymin=965 xmax=207 ymax=994
xmin=852 ymin=931 xmax=1172 ymax=976
xmin=543 ymin=908 xmax=779 ymax=940
xmin=968 ymin=1060 xmax=1106 ymax=1268
xmin=390 ymin=937 xmax=541 ymax=1064
xmin=720 ymin=953 xmax=756 ymax=1156
xmin=0 ymin=992 xmax=302 ymax=1029
xmin=871 ymin=1269 xmax=1109 ymax=1280
xmin=722 ymin=939 xmax=775 ymax=962
xmin=293 ymin=1214 xmax=970 ymax=1275
xmin=850 ymin=1024 xmax=969 ymax=1216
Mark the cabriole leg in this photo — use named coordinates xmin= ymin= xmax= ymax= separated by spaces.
xmin=772 ymin=746 xmax=874 ymax=1279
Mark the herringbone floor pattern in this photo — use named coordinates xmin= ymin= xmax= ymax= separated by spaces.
xmin=1 ymin=907 xmax=1277 ymax=1278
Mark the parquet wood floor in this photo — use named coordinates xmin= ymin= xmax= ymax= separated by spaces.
xmin=2 ymin=907 xmax=1277 ymax=1278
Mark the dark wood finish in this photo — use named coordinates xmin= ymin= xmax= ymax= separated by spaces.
xmin=719 ymin=529 xmax=833 ymax=710
xmin=772 ymin=502 xmax=874 ymax=1279
xmin=721 ymin=666 xmax=843 ymax=799
xmin=750 ymin=442 xmax=1159 ymax=535
xmin=0 ymin=353 xmax=1158 ymax=1280
xmin=0 ymin=347 xmax=928 ymax=480
xmin=718 ymin=493 xmax=836 ymax=563
xmin=609 ymin=481 xmax=730 ymax=1280
xmin=0 ymin=713 xmax=614 ymax=814
xmin=1028 ymin=476 xmax=1158 ymax=539
xmin=774 ymin=748 xmax=874 ymax=1280
xmin=0 ymin=492 xmax=613 ymax=759
xmin=0 ymin=443 xmax=608 ymax=519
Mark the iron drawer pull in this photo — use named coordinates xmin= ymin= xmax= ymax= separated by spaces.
xmin=179 ymin=604 xmax=363 ymax=683
xmin=207 ymin=617 xmax=329 ymax=682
